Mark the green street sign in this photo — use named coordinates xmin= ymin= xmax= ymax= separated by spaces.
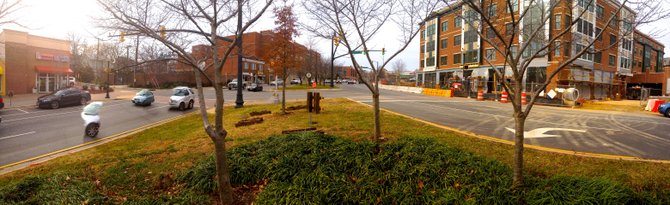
xmin=352 ymin=51 xmax=365 ymax=54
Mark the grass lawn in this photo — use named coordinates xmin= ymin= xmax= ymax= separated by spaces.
xmin=1 ymin=98 xmax=669 ymax=203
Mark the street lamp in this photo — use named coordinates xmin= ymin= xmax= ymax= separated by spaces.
xmin=106 ymin=60 xmax=111 ymax=99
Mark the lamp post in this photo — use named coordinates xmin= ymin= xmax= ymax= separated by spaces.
xmin=235 ymin=0 xmax=244 ymax=108
xmin=330 ymin=32 xmax=339 ymax=88
xmin=106 ymin=60 xmax=111 ymax=99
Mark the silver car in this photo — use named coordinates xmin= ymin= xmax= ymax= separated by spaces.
xmin=169 ymin=87 xmax=195 ymax=110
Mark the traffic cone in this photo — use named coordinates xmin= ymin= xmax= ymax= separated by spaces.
xmin=521 ymin=91 xmax=527 ymax=105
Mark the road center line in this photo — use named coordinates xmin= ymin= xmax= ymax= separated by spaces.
xmin=15 ymin=108 xmax=29 ymax=114
xmin=0 ymin=131 xmax=36 ymax=141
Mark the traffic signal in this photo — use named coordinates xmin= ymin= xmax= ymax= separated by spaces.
xmin=382 ymin=48 xmax=385 ymax=55
xmin=160 ymin=26 xmax=166 ymax=39
xmin=333 ymin=36 xmax=339 ymax=47
xmin=120 ymin=32 xmax=126 ymax=42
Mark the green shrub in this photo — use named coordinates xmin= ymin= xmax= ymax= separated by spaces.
xmin=181 ymin=133 xmax=667 ymax=204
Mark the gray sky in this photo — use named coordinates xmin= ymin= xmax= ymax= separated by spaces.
xmin=2 ymin=0 xmax=668 ymax=73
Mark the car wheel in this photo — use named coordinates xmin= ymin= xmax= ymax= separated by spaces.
xmin=146 ymin=102 xmax=152 ymax=106
xmin=665 ymin=109 xmax=670 ymax=117
xmin=228 ymin=87 xmax=232 ymax=90
xmin=188 ymin=100 xmax=194 ymax=109
xmin=51 ymin=101 xmax=60 ymax=109
xmin=179 ymin=102 xmax=185 ymax=111
xmin=80 ymin=97 xmax=87 ymax=105
xmin=85 ymin=123 xmax=100 ymax=137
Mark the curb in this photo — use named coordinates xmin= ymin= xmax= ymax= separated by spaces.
xmin=345 ymin=98 xmax=670 ymax=164
xmin=0 ymin=113 xmax=192 ymax=175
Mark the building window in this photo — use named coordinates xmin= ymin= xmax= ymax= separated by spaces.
xmin=578 ymin=0 xmax=595 ymax=12
xmin=489 ymin=4 xmax=497 ymax=17
xmin=441 ymin=21 xmax=448 ymax=32
xmin=454 ymin=35 xmax=461 ymax=46
xmin=576 ymin=18 xmax=593 ymax=36
xmin=244 ymin=62 xmax=249 ymax=70
xmin=609 ymin=34 xmax=616 ymax=45
xmin=622 ymin=39 xmax=632 ymax=51
xmin=251 ymin=63 xmax=256 ymax=70
xmin=595 ymin=27 xmax=602 ymax=41
xmin=594 ymin=52 xmax=602 ymax=63
xmin=440 ymin=56 xmax=448 ymax=65
xmin=487 ymin=27 xmax=495 ymax=39
xmin=464 ymin=30 xmax=477 ymax=44
xmin=441 ymin=39 xmax=448 ymax=49
xmin=454 ymin=53 xmax=461 ymax=64
xmin=508 ymin=0 xmax=518 ymax=13
xmin=575 ymin=44 xmax=593 ymax=61
xmin=486 ymin=48 xmax=496 ymax=61
xmin=554 ymin=41 xmax=561 ymax=56
xmin=506 ymin=23 xmax=514 ymax=35
xmin=608 ymin=55 xmax=615 ymax=66
xmin=420 ymin=45 xmax=425 ymax=53
xmin=455 ymin=16 xmax=462 ymax=28
xmin=620 ymin=57 xmax=630 ymax=69
xmin=510 ymin=45 xmax=518 ymax=58
xmin=554 ymin=14 xmax=561 ymax=30
xmin=596 ymin=5 xmax=604 ymax=18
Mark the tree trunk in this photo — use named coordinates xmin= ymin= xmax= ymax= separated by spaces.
xmin=212 ymin=134 xmax=233 ymax=204
xmin=281 ymin=68 xmax=287 ymax=114
xmin=372 ymin=91 xmax=381 ymax=143
xmin=512 ymin=111 xmax=525 ymax=187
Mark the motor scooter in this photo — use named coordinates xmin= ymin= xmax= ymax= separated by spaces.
xmin=81 ymin=102 xmax=103 ymax=137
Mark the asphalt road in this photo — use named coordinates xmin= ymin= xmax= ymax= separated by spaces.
xmin=0 ymin=100 xmax=194 ymax=166
xmin=2 ymin=83 xmax=668 ymax=167
xmin=341 ymin=85 xmax=670 ymax=160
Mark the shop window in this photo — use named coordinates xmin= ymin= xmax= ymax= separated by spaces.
xmin=525 ymin=67 xmax=546 ymax=92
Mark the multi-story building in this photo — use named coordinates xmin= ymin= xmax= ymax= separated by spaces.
xmin=186 ymin=30 xmax=320 ymax=85
xmin=417 ymin=0 xmax=664 ymax=100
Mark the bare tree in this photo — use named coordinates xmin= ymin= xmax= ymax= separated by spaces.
xmin=97 ymin=0 xmax=273 ymax=203
xmin=440 ymin=0 xmax=670 ymax=187
xmin=304 ymin=0 xmax=439 ymax=144
xmin=391 ymin=59 xmax=406 ymax=85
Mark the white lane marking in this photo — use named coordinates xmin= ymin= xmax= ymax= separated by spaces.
xmin=1 ymin=101 xmax=127 ymax=117
xmin=3 ymin=102 xmax=126 ymax=123
xmin=505 ymin=127 xmax=587 ymax=139
xmin=15 ymin=108 xmax=29 ymax=114
xmin=0 ymin=131 xmax=37 ymax=141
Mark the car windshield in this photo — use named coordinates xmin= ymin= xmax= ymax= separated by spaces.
xmin=54 ymin=90 xmax=68 ymax=96
xmin=136 ymin=89 xmax=151 ymax=96
xmin=82 ymin=102 xmax=103 ymax=115
xmin=172 ymin=89 xmax=188 ymax=96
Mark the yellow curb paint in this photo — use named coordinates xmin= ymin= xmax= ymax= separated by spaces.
xmin=0 ymin=113 xmax=191 ymax=171
xmin=345 ymin=98 xmax=670 ymax=164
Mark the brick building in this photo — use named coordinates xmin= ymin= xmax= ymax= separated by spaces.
xmin=417 ymin=0 xmax=665 ymax=100
xmin=182 ymin=30 xmax=320 ymax=85
xmin=0 ymin=29 xmax=72 ymax=95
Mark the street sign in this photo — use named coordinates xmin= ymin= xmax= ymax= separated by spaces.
xmin=306 ymin=73 xmax=312 ymax=78
xmin=351 ymin=51 xmax=365 ymax=54
xmin=547 ymin=90 xmax=557 ymax=99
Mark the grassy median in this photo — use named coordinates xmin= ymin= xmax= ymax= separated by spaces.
xmin=0 ymin=98 xmax=669 ymax=203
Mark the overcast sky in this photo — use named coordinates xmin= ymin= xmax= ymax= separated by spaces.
xmin=2 ymin=0 xmax=669 ymax=73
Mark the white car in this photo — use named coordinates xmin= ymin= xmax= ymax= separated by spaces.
xmin=169 ymin=87 xmax=195 ymax=110
xmin=270 ymin=80 xmax=284 ymax=86
xmin=290 ymin=79 xmax=301 ymax=85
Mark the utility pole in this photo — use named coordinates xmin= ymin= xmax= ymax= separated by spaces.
xmin=106 ymin=60 xmax=110 ymax=99
xmin=134 ymin=35 xmax=139 ymax=87
xmin=235 ymin=0 xmax=244 ymax=108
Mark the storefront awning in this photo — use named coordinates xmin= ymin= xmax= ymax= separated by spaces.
xmin=35 ymin=66 xmax=73 ymax=74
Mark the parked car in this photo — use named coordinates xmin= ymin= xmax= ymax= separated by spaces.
xmin=37 ymin=88 xmax=91 ymax=109
xmin=347 ymin=79 xmax=357 ymax=84
xmin=658 ymin=102 xmax=670 ymax=117
xmin=228 ymin=79 xmax=248 ymax=90
xmin=248 ymin=83 xmax=263 ymax=92
xmin=169 ymin=87 xmax=195 ymax=111
xmin=290 ymin=79 xmax=301 ymax=85
xmin=270 ymin=80 xmax=284 ymax=86
xmin=132 ymin=89 xmax=155 ymax=106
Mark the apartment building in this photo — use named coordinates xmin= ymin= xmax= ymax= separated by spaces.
xmin=417 ymin=0 xmax=665 ymax=100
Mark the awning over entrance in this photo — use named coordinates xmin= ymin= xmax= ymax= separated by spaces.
xmin=35 ymin=66 xmax=73 ymax=74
